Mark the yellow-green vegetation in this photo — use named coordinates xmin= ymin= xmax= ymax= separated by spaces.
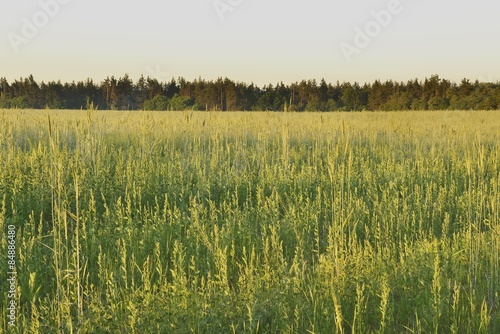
xmin=1 ymin=109 xmax=499 ymax=333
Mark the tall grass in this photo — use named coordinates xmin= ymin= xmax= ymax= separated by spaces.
xmin=0 ymin=109 xmax=499 ymax=333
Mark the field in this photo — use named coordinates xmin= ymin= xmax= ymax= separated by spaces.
xmin=0 ymin=109 xmax=499 ymax=333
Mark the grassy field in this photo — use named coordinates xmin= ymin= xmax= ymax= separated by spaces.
xmin=0 ymin=109 xmax=499 ymax=333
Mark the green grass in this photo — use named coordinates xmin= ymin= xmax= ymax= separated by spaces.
xmin=1 ymin=109 xmax=499 ymax=333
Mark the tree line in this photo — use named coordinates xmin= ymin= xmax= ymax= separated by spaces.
xmin=1 ymin=74 xmax=499 ymax=111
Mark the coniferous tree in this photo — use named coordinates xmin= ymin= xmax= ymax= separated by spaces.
xmin=0 ymin=74 xmax=498 ymax=111
xmin=116 ymin=74 xmax=134 ymax=110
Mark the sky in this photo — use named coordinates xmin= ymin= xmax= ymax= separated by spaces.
xmin=1 ymin=0 xmax=500 ymax=86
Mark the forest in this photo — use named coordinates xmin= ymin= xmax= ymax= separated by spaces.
xmin=1 ymin=74 xmax=499 ymax=111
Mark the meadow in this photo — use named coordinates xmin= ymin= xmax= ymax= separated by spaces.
xmin=0 ymin=109 xmax=499 ymax=333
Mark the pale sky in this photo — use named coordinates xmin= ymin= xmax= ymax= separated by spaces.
xmin=2 ymin=0 xmax=500 ymax=86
